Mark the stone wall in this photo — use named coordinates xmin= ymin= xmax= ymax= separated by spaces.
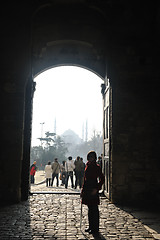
xmin=111 ymin=75 xmax=160 ymax=206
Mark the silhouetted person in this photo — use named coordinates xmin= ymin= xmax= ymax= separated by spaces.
xmin=97 ymin=156 xmax=102 ymax=170
xmin=60 ymin=160 xmax=66 ymax=185
xmin=81 ymin=151 xmax=104 ymax=235
xmin=80 ymin=157 xmax=85 ymax=185
xmin=74 ymin=156 xmax=84 ymax=189
xmin=51 ymin=158 xmax=60 ymax=187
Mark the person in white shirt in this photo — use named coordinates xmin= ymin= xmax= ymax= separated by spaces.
xmin=65 ymin=156 xmax=75 ymax=188
xmin=44 ymin=161 xmax=52 ymax=187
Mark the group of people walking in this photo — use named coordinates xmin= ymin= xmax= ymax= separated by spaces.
xmin=44 ymin=156 xmax=85 ymax=189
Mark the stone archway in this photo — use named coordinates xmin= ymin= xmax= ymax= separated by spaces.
xmin=31 ymin=3 xmax=107 ymax=78
xmin=21 ymin=3 xmax=109 ymax=201
xmin=2 ymin=1 xmax=160 ymax=207
xmin=22 ymin=1 xmax=160 ymax=207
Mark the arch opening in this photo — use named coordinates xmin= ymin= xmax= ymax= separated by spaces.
xmin=24 ymin=1 xmax=109 ymax=199
xmin=30 ymin=65 xmax=105 ymax=193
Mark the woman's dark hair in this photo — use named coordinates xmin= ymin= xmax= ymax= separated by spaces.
xmin=87 ymin=151 xmax=97 ymax=160
xmin=48 ymin=161 xmax=51 ymax=165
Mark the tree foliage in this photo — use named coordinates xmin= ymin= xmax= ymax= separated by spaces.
xmin=30 ymin=130 xmax=103 ymax=168
xmin=30 ymin=133 xmax=68 ymax=169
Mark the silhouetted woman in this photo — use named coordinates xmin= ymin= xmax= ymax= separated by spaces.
xmin=81 ymin=151 xmax=104 ymax=235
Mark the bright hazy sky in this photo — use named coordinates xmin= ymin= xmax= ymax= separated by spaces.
xmin=31 ymin=66 xmax=104 ymax=146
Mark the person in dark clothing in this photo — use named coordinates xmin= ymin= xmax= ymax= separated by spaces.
xmin=97 ymin=156 xmax=102 ymax=170
xmin=81 ymin=151 xmax=105 ymax=235
xmin=60 ymin=160 xmax=66 ymax=185
xmin=51 ymin=158 xmax=60 ymax=187
xmin=74 ymin=156 xmax=84 ymax=189
xmin=80 ymin=157 xmax=85 ymax=186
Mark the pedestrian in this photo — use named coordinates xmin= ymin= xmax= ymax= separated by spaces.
xmin=30 ymin=161 xmax=37 ymax=184
xmin=65 ymin=156 xmax=75 ymax=188
xmin=80 ymin=157 xmax=85 ymax=185
xmin=80 ymin=157 xmax=85 ymax=174
xmin=81 ymin=151 xmax=105 ymax=235
xmin=74 ymin=156 xmax=84 ymax=189
xmin=44 ymin=161 xmax=52 ymax=187
xmin=97 ymin=156 xmax=102 ymax=170
xmin=51 ymin=158 xmax=60 ymax=187
xmin=60 ymin=160 xmax=66 ymax=186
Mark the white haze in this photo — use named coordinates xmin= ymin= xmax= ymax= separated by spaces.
xmin=31 ymin=66 xmax=103 ymax=146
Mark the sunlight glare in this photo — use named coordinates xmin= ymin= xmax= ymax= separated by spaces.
xmin=31 ymin=66 xmax=104 ymax=146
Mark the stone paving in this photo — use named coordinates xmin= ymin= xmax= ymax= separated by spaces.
xmin=0 ymin=171 xmax=160 ymax=239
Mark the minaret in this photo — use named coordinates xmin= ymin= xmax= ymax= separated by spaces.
xmin=82 ymin=122 xmax=84 ymax=141
xmin=54 ymin=118 xmax=56 ymax=136
xmin=85 ymin=119 xmax=88 ymax=142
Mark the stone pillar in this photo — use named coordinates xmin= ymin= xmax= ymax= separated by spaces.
xmin=21 ymin=78 xmax=35 ymax=201
xmin=1 ymin=79 xmax=25 ymax=203
xmin=0 ymin=3 xmax=31 ymax=204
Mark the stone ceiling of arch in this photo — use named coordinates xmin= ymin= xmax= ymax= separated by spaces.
xmin=32 ymin=3 xmax=107 ymax=78
xmin=31 ymin=1 xmax=156 ymax=80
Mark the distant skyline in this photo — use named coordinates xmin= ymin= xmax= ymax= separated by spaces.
xmin=31 ymin=66 xmax=104 ymax=146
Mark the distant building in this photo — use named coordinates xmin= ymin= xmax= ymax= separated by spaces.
xmin=61 ymin=129 xmax=82 ymax=158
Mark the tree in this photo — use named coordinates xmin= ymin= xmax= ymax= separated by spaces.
xmin=30 ymin=133 xmax=68 ymax=169
xmin=30 ymin=146 xmax=44 ymax=169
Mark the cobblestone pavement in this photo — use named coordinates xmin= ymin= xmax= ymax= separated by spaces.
xmin=0 ymin=172 xmax=160 ymax=239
